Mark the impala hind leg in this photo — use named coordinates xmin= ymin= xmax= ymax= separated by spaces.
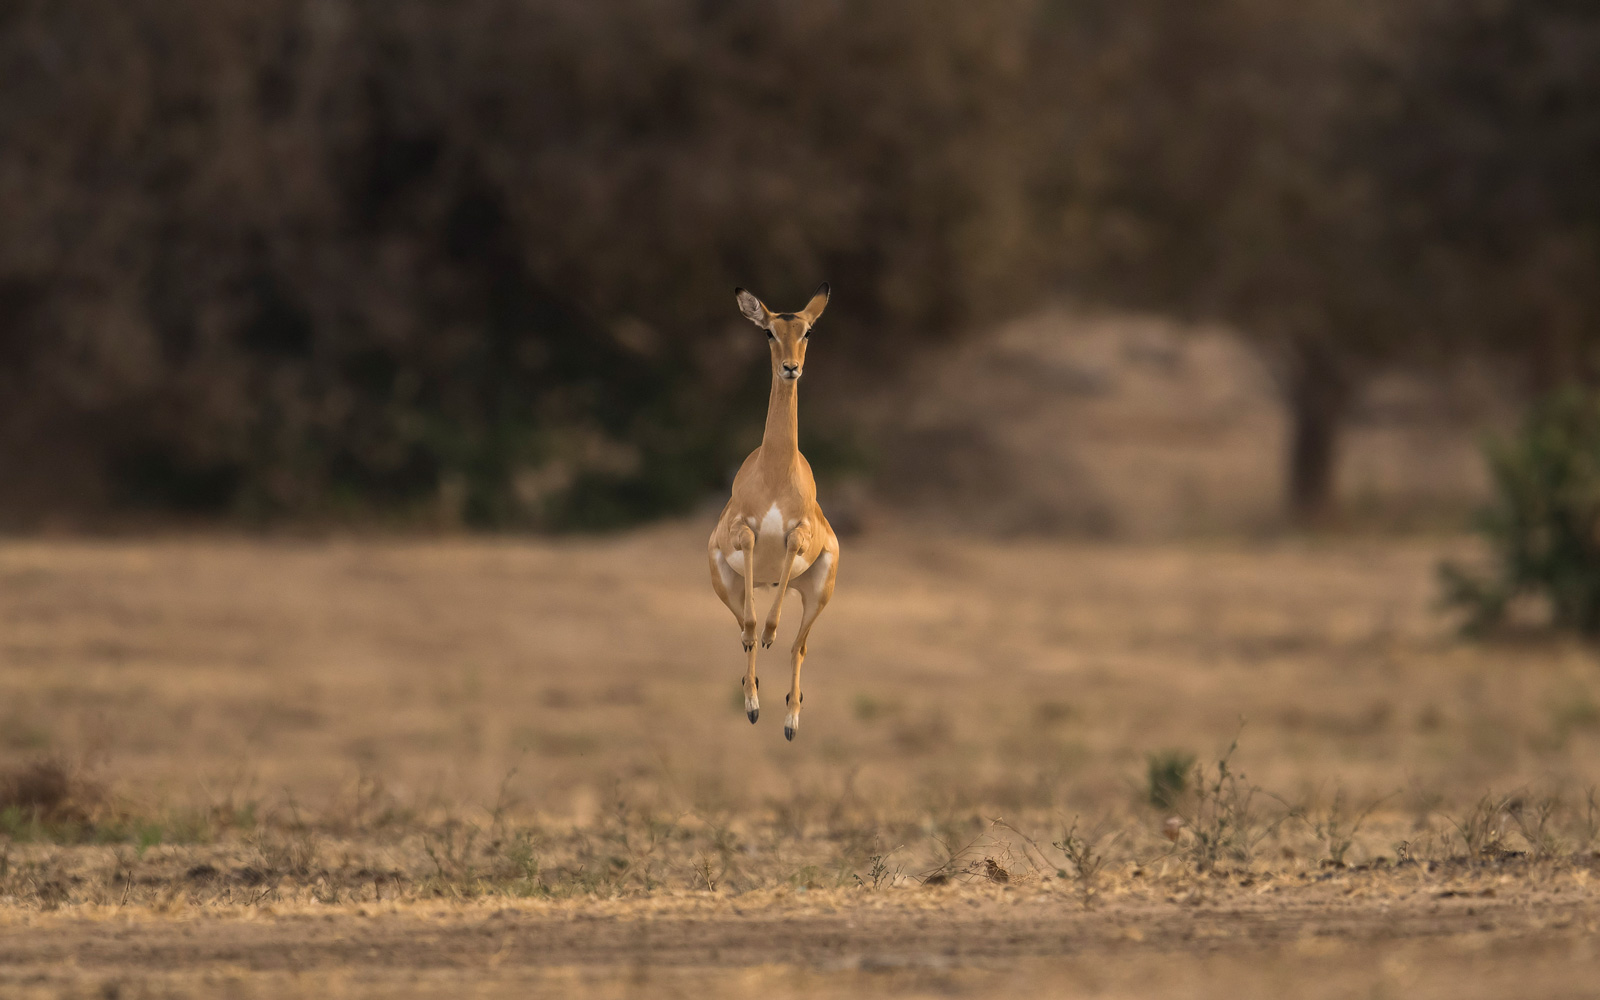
xmin=783 ymin=551 xmax=836 ymax=742
xmin=762 ymin=524 xmax=810 ymax=649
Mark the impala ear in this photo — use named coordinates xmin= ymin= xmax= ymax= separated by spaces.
xmin=734 ymin=288 xmax=772 ymax=329
xmin=798 ymin=282 xmax=830 ymax=325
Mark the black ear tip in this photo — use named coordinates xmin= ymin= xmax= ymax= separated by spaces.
xmin=817 ymin=282 xmax=830 ymax=298
xmin=734 ymin=287 xmax=747 ymax=295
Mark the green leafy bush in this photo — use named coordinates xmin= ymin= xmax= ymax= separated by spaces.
xmin=1144 ymin=749 xmax=1196 ymax=811
xmin=1443 ymin=387 xmax=1600 ymax=636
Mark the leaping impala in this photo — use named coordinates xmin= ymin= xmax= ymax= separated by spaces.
xmin=708 ymin=283 xmax=840 ymax=741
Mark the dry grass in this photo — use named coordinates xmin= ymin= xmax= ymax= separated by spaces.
xmin=4 ymin=526 xmax=1597 ymax=813
xmin=1 ymin=528 xmax=1599 ymax=995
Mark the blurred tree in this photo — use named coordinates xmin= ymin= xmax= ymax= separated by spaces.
xmin=0 ymin=0 xmax=1056 ymax=527
xmin=1369 ymin=0 xmax=1600 ymax=392
xmin=1036 ymin=0 xmax=1413 ymax=521
xmin=6 ymin=0 xmax=1590 ymax=531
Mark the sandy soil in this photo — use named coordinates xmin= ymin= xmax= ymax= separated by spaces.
xmin=2 ymin=867 xmax=1598 ymax=998
xmin=1 ymin=528 xmax=1598 ymax=996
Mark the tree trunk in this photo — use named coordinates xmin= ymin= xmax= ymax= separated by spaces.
xmin=1283 ymin=344 xmax=1351 ymax=524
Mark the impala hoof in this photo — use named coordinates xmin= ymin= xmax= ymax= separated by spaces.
xmin=784 ymin=724 xmax=796 ymax=741
xmin=744 ymin=677 xmax=759 ymax=723
xmin=748 ymin=708 xmax=759 ymax=724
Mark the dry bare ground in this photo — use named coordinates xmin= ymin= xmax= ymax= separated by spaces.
xmin=1 ymin=526 xmax=1599 ymax=997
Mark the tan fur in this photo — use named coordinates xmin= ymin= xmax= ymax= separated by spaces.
xmin=708 ymin=284 xmax=840 ymax=740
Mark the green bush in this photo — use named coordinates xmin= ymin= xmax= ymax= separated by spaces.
xmin=1144 ymin=749 xmax=1196 ymax=811
xmin=1443 ymin=387 xmax=1600 ymax=636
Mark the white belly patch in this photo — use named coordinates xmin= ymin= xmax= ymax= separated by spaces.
xmin=726 ymin=503 xmax=814 ymax=584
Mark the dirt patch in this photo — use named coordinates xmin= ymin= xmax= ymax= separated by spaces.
xmin=1 ymin=871 xmax=1597 ymax=998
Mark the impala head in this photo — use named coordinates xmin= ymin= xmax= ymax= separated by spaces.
xmin=735 ymin=283 xmax=830 ymax=383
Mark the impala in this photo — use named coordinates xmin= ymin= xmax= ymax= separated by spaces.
xmin=707 ymin=284 xmax=840 ymax=741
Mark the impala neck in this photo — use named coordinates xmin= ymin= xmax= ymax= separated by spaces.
xmin=759 ymin=371 xmax=800 ymax=478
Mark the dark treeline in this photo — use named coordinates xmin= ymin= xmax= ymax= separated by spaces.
xmin=0 ymin=0 xmax=1595 ymax=528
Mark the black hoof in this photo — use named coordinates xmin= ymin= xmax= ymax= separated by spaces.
xmin=784 ymin=726 xmax=796 ymax=741
xmin=747 ymin=708 xmax=759 ymax=724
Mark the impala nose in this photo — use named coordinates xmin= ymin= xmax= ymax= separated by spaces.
xmin=781 ymin=363 xmax=801 ymax=379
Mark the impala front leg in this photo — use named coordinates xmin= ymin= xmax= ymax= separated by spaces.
xmin=762 ymin=522 xmax=810 ymax=649
xmin=731 ymin=524 xmax=757 ymax=650
xmin=733 ymin=524 xmax=761 ymax=722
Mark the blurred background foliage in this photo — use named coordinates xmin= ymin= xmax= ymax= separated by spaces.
xmin=0 ymin=0 xmax=1596 ymax=529
xmin=1443 ymin=386 xmax=1600 ymax=636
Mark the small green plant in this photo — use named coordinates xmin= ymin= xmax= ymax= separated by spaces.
xmin=854 ymin=850 xmax=902 ymax=890
xmin=491 ymin=830 xmax=547 ymax=897
xmin=1172 ymin=737 xmax=1282 ymax=870
xmin=1145 ymin=749 xmax=1196 ymax=811
xmin=134 ymin=822 xmax=163 ymax=858
xmin=503 ymin=832 xmax=540 ymax=879
xmin=789 ymin=864 xmax=823 ymax=890
xmin=228 ymin=801 xmax=259 ymax=832
xmin=1442 ymin=387 xmax=1600 ymax=636
xmin=1052 ymin=818 xmax=1108 ymax=906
